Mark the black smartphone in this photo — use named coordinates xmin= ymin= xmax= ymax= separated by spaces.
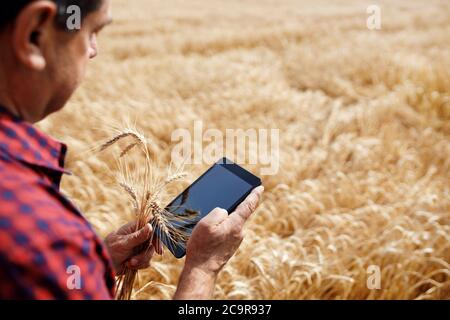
xmin=156 ymin=157 xmax=262 ymax=258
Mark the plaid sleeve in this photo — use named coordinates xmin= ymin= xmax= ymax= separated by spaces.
xmin=0 ymin=168 xmax=115 ymax=300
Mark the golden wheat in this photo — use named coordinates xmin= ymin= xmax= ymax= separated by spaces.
xmin=39 ymin=0 xmax=450 ymax=300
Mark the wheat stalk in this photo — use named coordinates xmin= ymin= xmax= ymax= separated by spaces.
xmin=99 ymin=128 xmax=194 ymax=300
xmin=120 ymin=142 xmax=139 ymax=158
xmin=165 ymin=172 xmax=188 ymax=185
xmin=119 ymin=182 xmax=139 ymax=211
xmin=99 ymin=130 xmax=147 ymax=153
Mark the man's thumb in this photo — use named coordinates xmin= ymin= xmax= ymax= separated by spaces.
xmin=201 ymin=207 xmax=228 ymax=227
xmin=124 ymin=223 xmax=153 ymax=247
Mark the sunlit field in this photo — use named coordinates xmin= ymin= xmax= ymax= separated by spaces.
xmin=39 ymin=0 xmax=449 ymax=299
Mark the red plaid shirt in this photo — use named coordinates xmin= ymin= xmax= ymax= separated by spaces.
xmin=0 ymin=106 xmax=115 ymax=299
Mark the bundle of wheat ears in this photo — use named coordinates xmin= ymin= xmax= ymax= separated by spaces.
xmin=98 ymin=128 xmax=198 ymax=300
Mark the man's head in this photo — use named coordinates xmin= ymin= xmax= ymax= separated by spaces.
xmin=0 ymin=0 xmax=112 ymax=123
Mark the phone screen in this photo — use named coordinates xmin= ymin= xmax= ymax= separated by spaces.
xmin=159 ymin=160 xmax=261 ymax=258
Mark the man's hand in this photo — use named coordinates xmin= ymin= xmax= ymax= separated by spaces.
xmin=174 ymin=186 xmax=264 ymax=299
xmin=104 ymin=221 xmax=163 ymax=275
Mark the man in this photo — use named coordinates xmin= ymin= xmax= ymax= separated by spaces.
xmin=0 ymin=0 xmax=264 ymax=299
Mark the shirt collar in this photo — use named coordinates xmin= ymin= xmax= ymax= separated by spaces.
xmin=0 ymin=105 xmax=72 ymax=177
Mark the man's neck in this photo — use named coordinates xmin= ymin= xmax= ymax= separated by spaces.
xmin=0 ymin=57 xmax=48 ymax=124
xmin=0 ymin=89 xmax=20 ymax=118
xmin=0 ymin=96 xmax=20 ymax=117
xmin=0 ymin=80 xmax=43 ymax=123
xmin=0 ymin=59 xmax=21 ymax=118
xmin=0 ymin=45 xmax=16 ymax=116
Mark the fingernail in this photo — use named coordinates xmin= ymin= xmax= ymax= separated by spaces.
xmin=254 ymin=186 xmax=264 ymax=193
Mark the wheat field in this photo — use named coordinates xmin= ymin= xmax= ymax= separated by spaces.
xmin=37 ymin=0 xmax=449 ymax=299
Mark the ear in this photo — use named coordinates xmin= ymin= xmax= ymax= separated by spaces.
xmin=11 ymin=1 xmax=58 ymax=71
